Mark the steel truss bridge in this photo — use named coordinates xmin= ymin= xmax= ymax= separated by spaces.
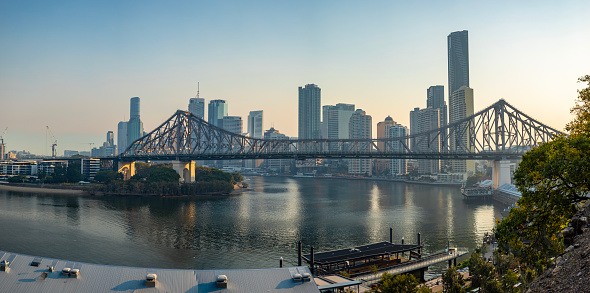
xmin=119 ymin=99 xmax=562 ymax=161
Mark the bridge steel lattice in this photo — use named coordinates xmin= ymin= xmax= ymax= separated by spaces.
xmin=120 ymin=99 xmax=563 ymax=161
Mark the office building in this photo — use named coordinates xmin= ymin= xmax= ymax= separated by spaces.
xmin=323 ymin=103 xmax=355 ymax=140
xmin=208 ymin=100 xmax=228 ymax=128
xmin=189 ymin=98 xmax=205 ymax=119
xmin=427 ymin=85 xmax=447 ymax=130
xmin=348 ymin=109 xmax=372 ymax=176
xmin=127 ymin=97 xmax=144 ymax=147
xmin=263 ymin=127 xmax=291 ymax=172
xmin=222 ymin=116 xmax=243 ymax=168
xmin=448 ymin=30 xmax=469 ymax=98
xmin=410 ymin=107 xmax=441 ymax=174
xmin=106 ymin=131 xmax=114 ymax=147
xmin=375 ymin=116 xmax=397 ymax=175
xmin=0 ymin=143 xmax=4 ymax=160
xmin=389 ymin=124 xmax=408 ymax=175
xmin=449 ymin=86 xmax=475 ymax=173
xmin=298 ymin=84 xmax=321 ymax=139
xmin=247 ymin=110 xmax=264 ymax=138
xmin=117 ymin=121 xmax=128 ymax=155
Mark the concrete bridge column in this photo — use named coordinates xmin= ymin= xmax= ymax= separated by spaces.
xmin=173 ymin=161 xmax=195 ymax=183
xmin=492 ymin=160 xmax=511 ymax=189
xmin=117 ymin=161 xmax=136 ymax=180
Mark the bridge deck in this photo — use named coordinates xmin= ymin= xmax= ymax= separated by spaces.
xmin=355 ymin=249 xmax=468 ymax=286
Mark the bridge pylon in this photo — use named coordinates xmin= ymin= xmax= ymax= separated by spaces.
xmin=492 ymin=160 xmax=512 ymax=189
xmin=118 ymin=161 xmax=136 ymax=180
xmin=173 ymin=161 xmax=195 ymax=183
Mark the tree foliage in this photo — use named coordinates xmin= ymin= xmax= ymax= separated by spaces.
xmin=441 ymin=266 xmax=465 ymax=293
xmin=94 ymin=170 xmax=122 ymax=183
xmin=371 ymin=273 xmax=429 ymax=293
xmin=494 ymin=75 xmax=590 ymax=275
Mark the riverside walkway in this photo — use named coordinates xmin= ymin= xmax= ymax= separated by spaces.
xmin=356 ymin=248 xmax=469 ymax=286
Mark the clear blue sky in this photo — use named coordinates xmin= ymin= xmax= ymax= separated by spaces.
xmin=1 ymin=0 xmax=589 ymax=156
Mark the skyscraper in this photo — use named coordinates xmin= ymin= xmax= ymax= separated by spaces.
xmin=298 ymin=84 xmax=321 ymax=139
xmin=189 ymin=98 xmax=205 ymax=119
xmin=247 ymin=110 xmax=263 ymax=138
xmin=449 ymin=86 xmax=475 ymax=173
xmin=410 ymin=107 xmax=441 ymax=174
xmin=127 ymin=97 xmax=144 ymax=146
xmin=448 ymin=30 xmax=469 ymax=98
xmin=208 ymin=99 xmax=228 ymax=128
xmin=117 ymin=121 xmax=127 ymax=155
xmin=106 ymin=131 xmax=114 ymax=146
xmin=427 ymin=85 xmax=447 ymax=129
xmin=349 ymin=109 xmax=372 ymax=176
xmin=375 ymin=116 xmax=397 ymax=175
xmin=222 ymin=116 xmax=243 ymax=168
xmin=389 ymin=124 xmax=408 ymax=175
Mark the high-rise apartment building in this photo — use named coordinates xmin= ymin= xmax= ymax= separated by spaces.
xmin=389 ymin=124 xmax=408 ymax=175
xmin=427 ymin=85 xmax=447 ymax=130
xmin=127 ymin=97 xmax=144 ymax=146
xmin=208 ymin=99 xmax=228 ymax=128
xmin=298 ymin=84 xmax=321 ymax=139
xmin=448 ymin=30 xmax=469 ymax=98
xmin=189 ymin=98 xmax=205 ymax=119
xmin=375 ymin=116 xmax=397 ymax=175
xmin=263 ymin=127 xmax=290 ymax=172
xmin=222 ymin=116 xmax=243 ymax=168
xmin=449 ymin=86 xmax=475 ymax=173
xmin=323 ymin=103 xmax=355 ymax=140
xmin=117 ymin=121 xmax=127 ymax=155
xmin=410 ymin=107 xmax=441 ymax=174
xmin=348 ymin=109 xmax=372 ymax=176
xmin=247 ymin=110 xmax=264 ymax=138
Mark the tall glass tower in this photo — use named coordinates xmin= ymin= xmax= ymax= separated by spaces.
xmin=208 ymin=99 xmax=228 ymax=128
xmin=127 ymin=97 xmax=143 ymax=146
xmin=447 ymin=30 xmax=469 ymax=98
xmin=298 ymin=84 xmax=321 ymax=139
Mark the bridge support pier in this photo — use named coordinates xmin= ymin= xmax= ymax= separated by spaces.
xmin=492 ymin=160 xmax=511 ymax=189
xmin=173 ymin=161 xmax=195 ymax=183
xmin=118 ymin=161 xmax=136 ymax=180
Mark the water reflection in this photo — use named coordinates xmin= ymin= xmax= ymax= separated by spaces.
xmin=0 ymin=177 xmax=506 ymax=273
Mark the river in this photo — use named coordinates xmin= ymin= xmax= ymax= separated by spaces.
xmin=0 ymin=176 xmax=505 ymax=278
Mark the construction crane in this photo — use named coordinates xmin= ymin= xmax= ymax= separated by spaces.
xmin=0 ymin=127 xmax=6 ymax=144
xmin=46 ymin=126 xmax=57 ymax=158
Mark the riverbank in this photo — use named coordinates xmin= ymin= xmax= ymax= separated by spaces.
xmin=0 ymin=182 xmax=249 ymax=197
xmin=0 ymin=183 xmax=88 ymax=195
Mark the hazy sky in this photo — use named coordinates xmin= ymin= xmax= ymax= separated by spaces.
xmin=1 ymin=0 xmax=589 ymax=156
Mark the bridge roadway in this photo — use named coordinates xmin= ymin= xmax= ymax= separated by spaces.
xmin=109 ymin=150 xmax=524 ymax=161
xmin=355 ymin=248 xmax=468 ymax=286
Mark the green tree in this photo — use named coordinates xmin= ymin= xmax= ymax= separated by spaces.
xmin=66 ymin=161 xmax=84 ymax=182
xmin=495 ymin=75 xmax=590 ymax=272
xmin=441 ymin=266 xmax=465 ymax=293
xmin=145 ymin=167 xmax=180 ymax=183
xmin=371 ymin=273 xmax=425 ymax=293
xmin=8 ymin=174 xmax=27 ymax=183
xmin=94 ymin=170 xmax=122 ymax=183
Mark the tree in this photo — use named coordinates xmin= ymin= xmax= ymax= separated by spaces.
xmin=66 ymin=161 xmax=84 ymax=182
xmin=94 ymin=170 xmax=121 ymax=183
xmin=8 ymin=174 xmax=27 ymax=183
xmin=441 ymin=267 xmax=465 ymax=293
xmin=145 ymin=167 xmax=180 ymax=183
xmin=371 ymin=273 xmax=425 ymax=293
xmin=495 ymin=75 xmax=590 ymax=272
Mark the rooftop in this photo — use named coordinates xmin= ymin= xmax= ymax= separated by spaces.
xmin=0 ymin=251 xmax=320 ymax=293
xmin=304 ymin=241 xmax=422 ymax=265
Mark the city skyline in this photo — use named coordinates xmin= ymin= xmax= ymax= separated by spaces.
xmin=1 ymin=1 xmax=589 ymax=155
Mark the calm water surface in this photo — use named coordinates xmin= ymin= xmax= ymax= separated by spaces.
xmin=0 ymin=176 xmax=505 ymax=278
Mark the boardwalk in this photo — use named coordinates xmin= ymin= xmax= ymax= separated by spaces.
xmin=356 ymin=249 xmax=468 ymax=286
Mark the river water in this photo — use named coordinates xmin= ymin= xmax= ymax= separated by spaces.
xmin=0 ymin=176 xmax=505 ymax=278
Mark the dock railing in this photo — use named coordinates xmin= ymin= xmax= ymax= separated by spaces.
xmin=356 ymin=248 xmax=469 ymax=287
